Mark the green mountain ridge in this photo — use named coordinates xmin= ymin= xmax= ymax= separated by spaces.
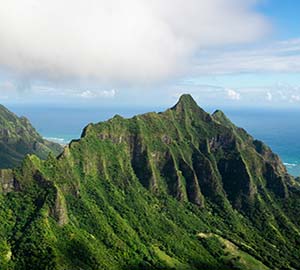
xmin=0 ymin=94 xmax=300 ymax=269
xmin=0 ymin=104 xmax=63 ymax=168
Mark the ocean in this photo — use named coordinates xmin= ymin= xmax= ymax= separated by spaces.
xmin=225 ymin=108 xmax=300 ymax=177
xmin=7 ymin=105 xmax=300 ymax=177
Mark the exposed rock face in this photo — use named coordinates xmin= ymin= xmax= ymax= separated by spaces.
xmin=51 ymin=187 xmax=68 ymax=226
xmin=0 ymin=169 xmax=19 ymax=194
xmin=71 ymin=94 xmax=294 ymax=211
xmin=0 ymin=94 xmax=300 ymax=270
xmin=0 ymin=104 xmax=63 ymax=169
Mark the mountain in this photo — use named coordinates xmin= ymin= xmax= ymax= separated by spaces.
xmin=0 ymin=104 xmax=63 ymax=168
xmin=1 ymin=94 xmax=300 ymax=270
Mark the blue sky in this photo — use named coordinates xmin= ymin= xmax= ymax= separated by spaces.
xmin=259 ymin=0 xmax=300 ymax=39
xmin=0 ymin=0 xmax=299 ymax=108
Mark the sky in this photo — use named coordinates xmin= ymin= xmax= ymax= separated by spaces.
xmin=0 ymin=0 xmax=299 ymax=108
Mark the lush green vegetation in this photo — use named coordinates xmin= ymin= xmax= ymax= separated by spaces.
xmin=0 ymin=94 xmax=300 ymax=269
xmin=0 ymin=104 xmax=62 ymax=169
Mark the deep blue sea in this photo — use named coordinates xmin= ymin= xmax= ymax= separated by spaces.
xmin=7 ymin=105 xmax=300 ymax=177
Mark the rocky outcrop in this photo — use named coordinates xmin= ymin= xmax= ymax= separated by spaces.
xmin=0 ymin=169 xmax=19 ymax=194
xmin=51 ymin=187 xmax=68 ymax=226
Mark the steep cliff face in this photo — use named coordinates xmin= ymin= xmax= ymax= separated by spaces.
xmin=0 ymin=95 xmax=300 ymax=270
xmin=0 ymin=104 xmax=63 ymax=168
xmin=74 ymin=94 xmax=294 ymax=209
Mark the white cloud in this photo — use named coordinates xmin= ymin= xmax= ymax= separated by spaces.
xmin=102 ymin=89 xmax=116 ymax=98
xmin=227 ymin=89 xmax=240 ymax=100
xmin=0 ymin=81 xmax=18 ymax=98
xmin=79 ymin=89 xmax=116 ymax=99
xmin=290 ymin=94 xmax=300 ymax=102
xmin=277 ymin=90 xmax=287 ymax=100
xmin=0 ymin=81 xmax=15 ymax=91
xmin=79 ymin=90 xmax=96 ymax=98
xmin=27 ymin=84 xmax=117 ymax=99
xmin=0 ymin=0 xmax=268 ymax=84
xmin=195 ymin=39 xmax=300 ymax=75
xmin=226 ymin=85 xmax=300 ymax=105
xmin=266 ymin=92 xmax=272 ymax=101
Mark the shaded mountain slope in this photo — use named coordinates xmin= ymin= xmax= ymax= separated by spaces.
xmin=0 ymin=94 xmax=300 ymax=270
xmin=0 ymin=104 xmax=63 ymax=168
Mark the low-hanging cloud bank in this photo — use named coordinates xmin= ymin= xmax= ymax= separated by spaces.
xmin=0 ymin=0 xmax=268 ymax=83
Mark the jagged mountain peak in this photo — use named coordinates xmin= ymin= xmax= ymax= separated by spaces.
xmin=171 ymin=94 xmax=199 ymax=111
xmin=170 ymin=94 xmax=212 ymax=123
xmin=177 ymin=93 xmax=197 ymax=104
xmin=1 ymin=98 xmax=300 ymax=269
xmin=212 ymin=109 xmax=226 ymax=118
xmin=212 ymin=109 xmax=235 ymax=127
